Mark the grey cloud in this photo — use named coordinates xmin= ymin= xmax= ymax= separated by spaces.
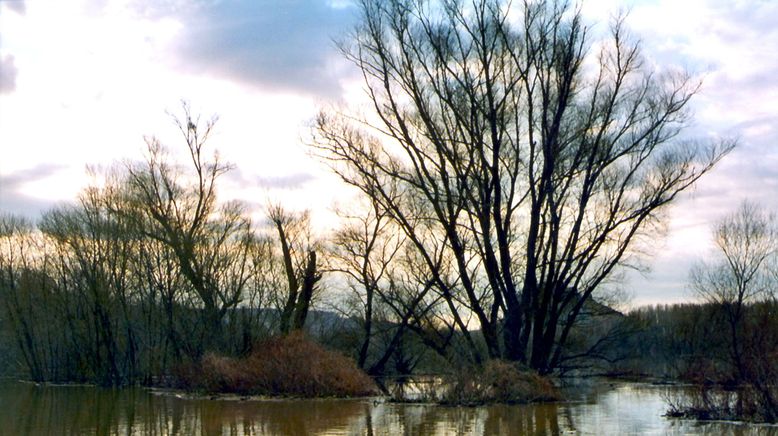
xmin=706 ymin=58 xmax=778 ymax=91
xmin=255 ymin=173 xmax=315 ymax=190
xmin=661 ymin=0 xmax=778 ymax=232
xmin=0 ymin=55 xmax=18 ymax=94
xmin=703 ymin=117 xmax=778 ymax=192
xmin=635 ymin=1 xmax=778 ymax=77
xmin=2 ymin=0 xmax=25 ymax=14
xmin=1 ymin=164 xmax=66 ymax=188
xmin=730 ymin=115 xmax=778 ymax=134
xmin=225 ymin=167 xmax=315 ymax=190
xmin=136 ymin=0 xmax=359 ymax=98
xmin=707 ymin=0 xmax=778 ymax=43
xmin=680 ymin=154 xmax=778 ymax=222
xmin=0 ymin=164 xmax=68 ymax=218
xmin=705 ymin=73 xmax=778 ymax=121
xmin=0 ymin=191 xmax=58 ymax=220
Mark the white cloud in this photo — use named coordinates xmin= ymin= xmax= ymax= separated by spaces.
xmin=580 ymin=0 xmax=778 ymax=305
xmin=0 ymin=0 xmax=357 ymax=228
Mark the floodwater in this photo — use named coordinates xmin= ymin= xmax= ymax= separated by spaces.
xmin=1 ymin=379 xmax=776 ymax=435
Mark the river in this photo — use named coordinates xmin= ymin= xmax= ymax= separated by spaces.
xmin=1 ymin=379 xmax=776 ymax=435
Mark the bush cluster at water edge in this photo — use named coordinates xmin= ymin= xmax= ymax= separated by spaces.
xmin=440 ymin=360 xmax=561 ymax=406
xmin=172 ymin=332 xmax=380 ymax=398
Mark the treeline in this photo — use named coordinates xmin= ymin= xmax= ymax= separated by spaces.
xmin=0 ymin=108 xmax=644 ymax=388
xmin=0 ymin=111 xmax=325 ymax=385
xmin=614 ymin=301 xmax=778 ymax=422
xmin=618 ymin=301 xmax=778 ymax=381
xmin=0 ymin=108 xmax=473 ymax=386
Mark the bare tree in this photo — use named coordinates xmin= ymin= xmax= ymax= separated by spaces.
xmin=267 ymin=205 xmax=322 ymax=334
xmin=331 ymin=197 xmax=414 ymax=370
xmin=332 ymin=201 xmax=391 ymax=367
xmin=0 ymin=215 xmax=48 ymax=381
xmin=124 ymin=104 xmax=253 ymax=354
xmin=314 ymin=0 xmax=732 ymax=372
xmin=39 ymin=185 xmax=137 ymax=385
xmin=691 ymin=201 xmax=777 ymax=380
xmin=1 ymin=107 xmax=283 ymax=384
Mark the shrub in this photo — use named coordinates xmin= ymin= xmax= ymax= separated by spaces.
xmin=665 ymin=384 xmax=776 ymax=423
xmin=174 ymin=332 xmax=379 ymax=398
xmin=440 ymin=360 xmax=560 ymax=406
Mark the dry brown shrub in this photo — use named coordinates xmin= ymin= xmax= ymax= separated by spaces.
xmin=176 ymin=332 xmax=378 ymax=398
xmin=442 ymin=360 xmax=560 ymax=405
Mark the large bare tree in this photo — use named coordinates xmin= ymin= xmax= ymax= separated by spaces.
xmin=314 ymin=0 xmax=732 ymax=372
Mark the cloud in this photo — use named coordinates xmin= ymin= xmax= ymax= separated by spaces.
xmin=1 ymin=0 xmax=25 ymax=15
xmin=0 ymin=55 xmax=19 ymax=94
xmin=0 ymin=191 xmax=58 ymax=220
xmin=0 ymin=164 xmax=66 ymax=188
xmin=0 ymin=164 xmax=68 ymax=218
xmin=706 ymin=0 xmax=778 ymax=44
xmin=254 ymin=173 xmax=315 ymax=190
xmin=226 ymin=167 xmax=315 ymax=190
xmin=579 ymin=0 xmax=778 ymax=305
xmin=135 ymin=0 xmax=359 ymax=98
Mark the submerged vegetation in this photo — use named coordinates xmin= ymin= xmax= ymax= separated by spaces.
xmin=665 ymin=384 xmax=778 ymax=424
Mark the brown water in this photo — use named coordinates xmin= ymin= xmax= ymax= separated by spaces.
xmin=1 ymin=379 xmax=776 ymax=435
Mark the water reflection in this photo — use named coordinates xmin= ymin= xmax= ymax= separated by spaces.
xmin=1 ymin=380 xmax=776 ymax=435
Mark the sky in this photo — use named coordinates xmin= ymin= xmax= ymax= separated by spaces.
xmin=0 ymin=0 xmax=777 ymax=307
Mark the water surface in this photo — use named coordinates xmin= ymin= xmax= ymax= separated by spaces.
xmin=1 ymin=379 xmax=775 ymax=435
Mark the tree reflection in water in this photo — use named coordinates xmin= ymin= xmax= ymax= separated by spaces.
xmin=1 ymin=381 xmax=774 ymax=435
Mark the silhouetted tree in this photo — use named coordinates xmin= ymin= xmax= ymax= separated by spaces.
xmin=332 ymin=198 xmax=403 ymax=368
xmin=330 ymin=197 xmax=450 ymax=374
xmin=0 ymin=215 xmax=47 ymax=381
xmin=124 ymin=104 xmax=254 ymax=354
xmin=268 ymin=205 xmax=322 ymax=334
xmin=314 ymin=0 xmax=732 ymax=372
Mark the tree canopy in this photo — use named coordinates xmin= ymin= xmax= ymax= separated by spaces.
xmin=314 ymin=0 xmax=732 ymax=372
